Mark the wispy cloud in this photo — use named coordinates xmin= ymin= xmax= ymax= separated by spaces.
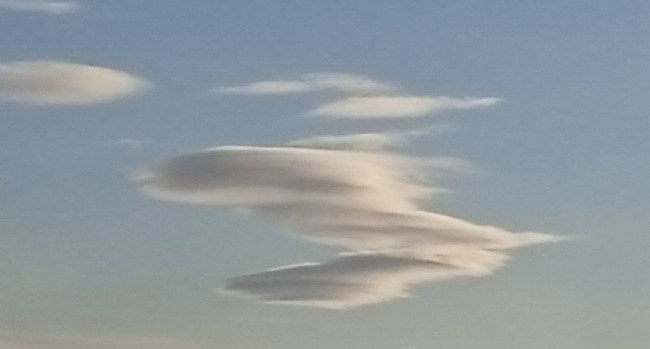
xmin=0 ymin=61 xmax=151 ymax=105
xmin=135 ymin=133 xmax=563 ymax=309
xmin=216 ymin=73 xmax=500 ymax=119
xmin=214 ymin=72 xmax=396 ymax=95
xmin=308 ymin=96 xmax=502 ymax=119
xmin=0 ymin=0 xmax=80 ymax=15
xmin=287 ymin=127 xmax=440 ymax=151
xmin=108 ymin=138 xmax=150 ymax=148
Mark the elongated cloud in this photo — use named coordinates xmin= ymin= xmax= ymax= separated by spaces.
xmin=223 ymin=253 xmax=497 ymax=309
xmin=287 ymin=128 xmax=441 ymax=151
xmin=216 ymin=73 xmax=500 ymax=119
xmin=308 ymin=96 xmax=501 ymax=119
xmin=216 ymin=80 xmax=314 ymax=95
xmin=108 ymin=138 xmax=150 ymax=148
xmin=135 ymin=133 xmax=562 ymax=309
xmin=215 ymin=73 xmax=395 ymax=95
xmin=137 ymin=145 xmax=438 ymax=212
xmin=302 ymin=73 xmax=397 ymax=94
xmin=288 ymin=132 xmax=407 ymax=151
xmin=137 ymin=146 xmax=556 ymax=254
xmin=0 ymin=61 xmax=151 ymax=105
xmin=0 ymin=0 xmax=79 ymax=14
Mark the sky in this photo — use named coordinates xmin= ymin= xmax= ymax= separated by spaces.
xmin=1 ymin=1 xmax=649 ymax=348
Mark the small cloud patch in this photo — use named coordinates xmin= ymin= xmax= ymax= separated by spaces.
xmin=0 ymin=0 xmax=79 ymax=15
xmin=0 ymin=61 xmax=151 ymax=105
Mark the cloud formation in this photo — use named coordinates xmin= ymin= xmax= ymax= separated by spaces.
xmin=216 ymin=73 xmax=500 ymax=119
xmin=222 ymin=253 xmax=490 ymax=309
xmin=0 ymin=61 xmax=151 ymax=105
xmin=308 ymin=96 xmax=501 ymax=119
xmin=215 ymin=72 xmax=396 ymax=95
xmin=136 ymin=133 xmax=562 ymax=309
xmin=136 ymin=145 xmax=452 ymax=212
xmin=108 ymin=138 xmax=150 ymax=148
xmin=0 ymin=0 xmax=79 ymax=14
xmin=286 ymin=127 xmax=443 ymax=151
xmin=216 ymin=80 xmax=314 ymax=95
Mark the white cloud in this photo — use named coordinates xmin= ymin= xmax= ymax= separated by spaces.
xmin=135 ymin=137 xmax=563 ymax=308
xmin=215 ymin=73 xmax=501 ymax=119
xmin=216 ymin=80 xmax=315 ymax=95
xmin=289 ymin=132 xmax=406 ymax=151
xmin=222 ymin=253 xmax=488 ymax=309
xmin=262 ymin=204 xmax=561 ymax=254
xmin=0 ymin=0 xmax=79 ymax=14
xmin=108 ymin=138 xmax=149 ymax=148
xmin=287 ymin=128 xmax=439 ymax=151
xmin=308 ymin=96 xmax=502 ymax=119
xmin=214 ymin=72 xmax=395 ymax=95
xmin=0 ymin=61 xmax=151 ymax=105
xmin=302 ymin=72 xmax=397 ymax=94
xmin=136 ymin=145 xmax=434 ymax=211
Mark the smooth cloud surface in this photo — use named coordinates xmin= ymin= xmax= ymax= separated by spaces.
xmin=0 ymin=0 xmax=79 ymax=14
xmin=223 ymin=253 xmax=479 ymax=309
xmin=136 ymin=134 xmax=562 ymax=309
xmin=0 ymin=61 xmax=151 ymax=105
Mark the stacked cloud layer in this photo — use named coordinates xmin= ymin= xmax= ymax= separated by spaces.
xmin=135 ymin=131 xmax=562 ymax=309
xmin=215 ymin=72 xmax=501 ymax=118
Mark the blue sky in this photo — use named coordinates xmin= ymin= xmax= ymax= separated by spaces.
xmin=1 ymin=1 xmax=649 ymax=349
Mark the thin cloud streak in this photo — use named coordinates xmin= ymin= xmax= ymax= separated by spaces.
xmin=108 ymin=138 xmax=150 ymax=148
xmin=289 ymin=132 xmax=408 ymax=151
xmin=308 ymin=96 xmax=502 ymax=119
xmin=302 ymin=73 xmax=397 ymax=94
xmin=0 ymin=0 xmax=79 ymax=14
xmin=136 ymin=134 xmax=563 ymax=309
xmin=287 ymin=127 xmax=441 ymax=151
xmin=214 ymin=72 xmax=395 ymax=95
xmin=0 ymin=61 xmax=151 ymax=105
xmin=216 ymin=73 xmax=500 ymax=119
xmin=216 ymin=80 xmax=315 ymax=95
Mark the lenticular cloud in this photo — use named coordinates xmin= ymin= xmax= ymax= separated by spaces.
xmin=135 ymin=133 xmax=562 ymax=309
xmin=0 ymin=61 xmax=151 ymax=105
xmin=307 ymin=96 xmax=502 ymax=119
xmin=215 ymin=72 xmax=500 ymax=119
xmin=215 ymin=72 xmax=396 ymax=95
xmin=222 ymin=253 xmax=478 ymax=309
